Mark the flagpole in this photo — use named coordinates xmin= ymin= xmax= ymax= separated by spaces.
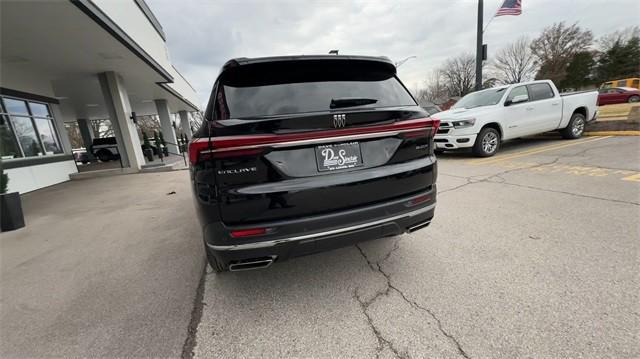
xmin=475 ymin=0 xmax=483 ymax=91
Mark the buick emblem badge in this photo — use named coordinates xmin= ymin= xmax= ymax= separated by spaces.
xmin=332 ymin=114 xmax=346 ymax=128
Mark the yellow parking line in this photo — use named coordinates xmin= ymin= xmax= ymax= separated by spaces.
xmin=622 ymin=173 xmax=640 ymax=182
xmin=469 ymin=136 xmax=612 ymax=165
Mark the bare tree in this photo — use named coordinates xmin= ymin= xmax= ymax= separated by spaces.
xmin=89 ymin=119 xmax=114 ymax=138
xmin=598 ymin=26 xmax=640 ymax=51
xmin=440 ymin=53 xmax=476 ymax=97
xmin=416 ymin=70 xmax=449 ymax=105
xmin=190 ymin=111 xmax=205 ymax=133
xmin=492 ymin=36 xmax=537 ymax=84
xmin=134 ymin=114 xmax=161 ymax=139
xmin=64 ymin=123 xmax=83 ymax=149
xmin=530 ymin=22 xmax=593 ymax=84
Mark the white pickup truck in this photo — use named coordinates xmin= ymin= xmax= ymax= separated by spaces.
xmin=434 ymin=80 xmax=599 ymax=157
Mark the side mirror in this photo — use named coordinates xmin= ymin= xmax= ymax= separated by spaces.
xmin=505 ymin=94 xmax=529 ymax=106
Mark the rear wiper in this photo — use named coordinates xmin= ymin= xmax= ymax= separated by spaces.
xmin=330 ymin=97 xmax=378 ymax=109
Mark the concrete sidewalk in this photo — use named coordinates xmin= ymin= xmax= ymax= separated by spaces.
xmin=0 ymin=172 xmax=203 ymax=358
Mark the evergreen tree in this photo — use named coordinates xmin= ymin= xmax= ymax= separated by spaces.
xmin=561 ymin=51 xmax=596 ymax=90
xmin=596 ymin=36 xmax=640 ymax=82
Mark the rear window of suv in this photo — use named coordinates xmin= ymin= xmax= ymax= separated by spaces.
xmin=216 ymin=60 xmax=416 ymax=119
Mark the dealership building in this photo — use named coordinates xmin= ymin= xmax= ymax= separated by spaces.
xmin=0 ymin=0 xmax=200 ymax=193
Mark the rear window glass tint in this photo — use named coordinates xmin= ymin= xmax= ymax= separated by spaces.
xmin=221 ymin=78 xmax=415 ymax=118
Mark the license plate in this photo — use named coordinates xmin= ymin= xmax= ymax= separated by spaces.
xmin=315 ymin=142 xmax=363 ymax=172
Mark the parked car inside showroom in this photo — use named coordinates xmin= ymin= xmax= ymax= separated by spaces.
xmin=189 ymin=55 xmax=440 ymax=272
xmin=90 ymin=137 xmax=120 ymax=162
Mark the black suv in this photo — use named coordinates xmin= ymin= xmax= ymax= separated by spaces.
xmin=189 ymin=55 xmax=439 ymax=272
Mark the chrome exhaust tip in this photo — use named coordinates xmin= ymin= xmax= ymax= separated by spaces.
xmin=228 ymin=256 xmax=277 ymax=272
xmin=406 ymin=220 xmax=431 ymax=233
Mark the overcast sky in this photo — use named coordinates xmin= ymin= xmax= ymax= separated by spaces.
xmin=148 ymin=0 xmax=639 ymax=108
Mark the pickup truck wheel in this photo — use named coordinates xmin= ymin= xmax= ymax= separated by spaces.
xmin=205 ymin=245 xmax=226 ymax=273
xmin=561 ymin=113 xmax=586 ymax=139
xmin=629 ymin=95 xmax=640 ymax=103
xmin=472 ymin=128 xmax=500 ymax=157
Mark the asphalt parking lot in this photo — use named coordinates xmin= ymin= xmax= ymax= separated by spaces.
xmin=1 ymin=135 xmax=638 ymax=358
xmin=193 ymin=135 xmax=639 ymax=358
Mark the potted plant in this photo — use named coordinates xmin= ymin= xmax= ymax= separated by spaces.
xmin=142 ymin=131 xmax=154 ymax=162
xmin=159 ymin=131 xmax=169 ymax=156
xmin=153 ymin=131 xmax=164 ymax=160
xmin=0 ymin=166 xmax=25 ymax=232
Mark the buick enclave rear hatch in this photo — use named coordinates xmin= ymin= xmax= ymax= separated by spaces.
xmin=191 ymin=57 xmax=439 ymax=224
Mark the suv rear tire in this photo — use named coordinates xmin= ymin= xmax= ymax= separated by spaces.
xmin=561 ymin=112 xmax=586 ymax=139
xmin=472 ymin=127 xmax=501 ymax=157
xmin=205 ymin=245 xmax=226 ymax=273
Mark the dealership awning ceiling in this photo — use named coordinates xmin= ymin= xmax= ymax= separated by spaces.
xmin=0 ymin=1 xmax=199 ymax=121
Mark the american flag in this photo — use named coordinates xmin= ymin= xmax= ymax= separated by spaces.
xmin=495 ymin=0 xmax=522 ymax=17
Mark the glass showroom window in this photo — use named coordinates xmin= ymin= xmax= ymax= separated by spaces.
xmin=0 ymin=97 xmax=63 ymax=158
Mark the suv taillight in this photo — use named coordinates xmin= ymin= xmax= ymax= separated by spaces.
xmin=188 ymin=138 xmax=211 ymax=166
xmin=188 ymin=117 xmax=440 ymax=165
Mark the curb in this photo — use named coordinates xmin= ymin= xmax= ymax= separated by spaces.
xmin=584 ymin=131 xmax=640 ymax=136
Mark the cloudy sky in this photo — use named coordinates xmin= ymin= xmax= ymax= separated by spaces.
xmin=148 ymin=0 xmax=639 ymax=107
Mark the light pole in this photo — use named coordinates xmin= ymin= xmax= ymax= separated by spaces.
xmin=395 ymin=55 xmax=417 ymax=68
xmin=475 ymin=0 xmax=483 ymax=90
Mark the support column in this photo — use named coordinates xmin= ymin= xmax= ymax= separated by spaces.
xmin=154 ymin=99 xmax=179 ymax=154
xmin=178 ymin=110 xmax=193 ymax=140
xmin=49 ymin=104 xmax=73 ymax=154
xmin=98 ymin=72 xmax=145 ymax=169
xmin=76 ymin=119 xmax=96 ymax=161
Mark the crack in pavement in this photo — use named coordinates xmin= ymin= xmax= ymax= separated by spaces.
xmin=497 ymin=181 xmax=640 ymax=206
xmin=438 ymin=158 xmax=562 ymax=196
xmin=353 ymin=291 xmax=408 ymax=359
xmin=181 ymin=263 xmax=208 ymax=359
xmin=354 ymin=243 xmax=471 ymax=359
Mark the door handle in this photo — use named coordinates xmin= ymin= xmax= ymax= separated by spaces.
xmin=552 ymin=102 xmax=560 ymax=106
xmin=526 ymin=107 xmax=534 ymax=111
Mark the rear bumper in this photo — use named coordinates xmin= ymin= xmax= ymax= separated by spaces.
xmin=434 ymin=133 xmax=477 ymax=149
xmin=204 ymin=187 xmax=436 ymax=269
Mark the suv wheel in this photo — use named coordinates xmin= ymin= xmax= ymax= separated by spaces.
xmin=561 ymin=112 xmax=586 ymax=139
xmin=472 ymin=127 xmax=500 ymax=157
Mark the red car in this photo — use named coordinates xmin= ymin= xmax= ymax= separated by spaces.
xmin=597 ymin=87 xmax=640 ymax=105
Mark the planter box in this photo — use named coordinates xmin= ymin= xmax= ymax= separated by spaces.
xmin=1 ymin=192 xmax=25 ymax=232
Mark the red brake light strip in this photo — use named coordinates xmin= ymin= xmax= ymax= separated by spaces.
xmin=189 ymin=117 xmax=440 ymax=165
